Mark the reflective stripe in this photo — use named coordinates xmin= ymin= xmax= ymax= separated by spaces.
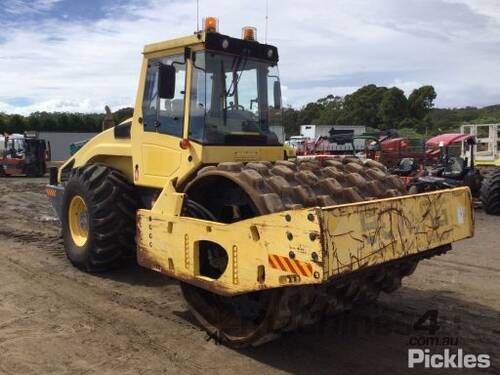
xmin=268 ymin=254 xmax=313 ymax=277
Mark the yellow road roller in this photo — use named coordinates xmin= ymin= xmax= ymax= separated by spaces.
xmin=47 ymin=18 xmax=474 ymax=347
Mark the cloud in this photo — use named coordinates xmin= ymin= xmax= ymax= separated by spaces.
xmin=3 ymin=0 xmax=62 ymax=15
xmin=1 ymin=0 xmax=500 ymax=115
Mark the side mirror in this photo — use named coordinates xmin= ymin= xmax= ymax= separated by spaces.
xmin=273 ymin=80 xmax=282 ymax=109
xmin=158 ymin=64 xmax=176 ymax=99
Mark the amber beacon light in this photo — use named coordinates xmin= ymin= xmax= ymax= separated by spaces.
xmin=242 ymin=26 xmax=257 ymax=41
xmin=203 ymin=17 xmax=219 ymax=33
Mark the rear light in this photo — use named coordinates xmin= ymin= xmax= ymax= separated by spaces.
xmin=180 ymin=138 xmax=191 ymax=150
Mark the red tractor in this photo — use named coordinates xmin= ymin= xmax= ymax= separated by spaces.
xmin=408 ymin=133 xmax=482 ymax=195
xmin=0 ymin=133 xmax=51 ymax=177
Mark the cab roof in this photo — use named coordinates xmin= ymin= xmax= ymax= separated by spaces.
xmin=143 ymin=33 xmax=204 ymax=54
xmin=426 ymin=133 xmax=475 ymax=147
xmin=143 ymin=32 xmax=279 ymax=63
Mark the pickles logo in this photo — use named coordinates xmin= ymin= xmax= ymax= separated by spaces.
xmin=408 ymin=310 xmax=491 ymax=369
xmin=408 ymin=348 xmax=490 ymax=369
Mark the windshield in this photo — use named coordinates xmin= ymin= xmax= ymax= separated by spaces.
xmin=189 ymin=51 xmax=283 ymax=145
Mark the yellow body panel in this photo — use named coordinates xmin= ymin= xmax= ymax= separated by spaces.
xmin=321 ymin=187 xmax=473 ymax=277
xmin=58 ymin=127 xmax=132 ymax=180
xmin=137 ymin=187 xmax=473 ymax=296
xmin=201 ymin=145 xmax=283 ymax=163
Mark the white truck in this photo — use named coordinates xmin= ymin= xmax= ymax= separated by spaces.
xmin=300 ymin=124 xmax=366 ymax=139
xmin=299 ymin=124 xmax=367 ymax=153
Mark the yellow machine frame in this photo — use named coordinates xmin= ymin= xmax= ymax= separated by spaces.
xmin=55 ymin=31 xmax=474 ymax=297
xmin=137 ymin=187 xmax=473 ymax=296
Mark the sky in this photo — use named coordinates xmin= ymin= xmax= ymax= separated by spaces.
xmin=1 ymin=0 xmax=500 ymax=115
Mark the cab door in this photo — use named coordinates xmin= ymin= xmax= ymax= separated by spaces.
xmin=132 ymin=53 xmax=188 ymax=188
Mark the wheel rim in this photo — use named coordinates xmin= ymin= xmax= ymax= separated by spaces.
xmin=68 ymin=195 xmax=89 ymax=247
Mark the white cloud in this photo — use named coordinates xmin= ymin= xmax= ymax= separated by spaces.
xmin=1 ymin=0 xmax=500 ymax=115
xmin=3 ymin=0 xmax=62 ymax=15
xmin=0 ymin=98 xmax=117 ymax=114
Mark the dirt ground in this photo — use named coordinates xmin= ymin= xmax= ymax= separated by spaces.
xmin=0 ymin=177 xmax=498 ymax=375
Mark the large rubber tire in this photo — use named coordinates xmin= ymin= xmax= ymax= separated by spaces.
xmin=61 ymin=164 xmax=137 ymax=271
xmin=180 ymin=158 xmax=411 ymax=347
xmin=480 ymin=169 xmax=500 ymax=215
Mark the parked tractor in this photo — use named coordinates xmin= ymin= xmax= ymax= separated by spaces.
xmin=295 ymin=131 xmax=432 ymax=188
xmin=408 ymin=134 xmax=482 ymax=196
xmin=0 ymin=132 xmax=51 ymax=177
xmin=47 ymin=19 xmax=473 ymax=347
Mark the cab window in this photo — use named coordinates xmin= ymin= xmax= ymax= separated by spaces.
xmin=142 ymin=54 xmax=186 ymax=137
xmin=189 ymin=51 xmax=282 ymax=145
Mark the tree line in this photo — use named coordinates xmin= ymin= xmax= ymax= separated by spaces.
xmin=283 ymin=85 xmax=437 ymax=136
xmin=0 ymin=107 xmax=133 ymax=134
xmin=1 ymin=85 xmax=499 ymax=137
xmin=283 ymin=84 xmax=500 ymax=137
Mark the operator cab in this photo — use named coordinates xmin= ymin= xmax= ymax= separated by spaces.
xmin=411 ymin=134 xmax=482 ymax=195
xmin=4 ymin=134 xmax=25 ymax=159
xmin=141 ymin=19 xmax=282 ymax=148
xmin=426 ymin=134 xmax=476 ymax=179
